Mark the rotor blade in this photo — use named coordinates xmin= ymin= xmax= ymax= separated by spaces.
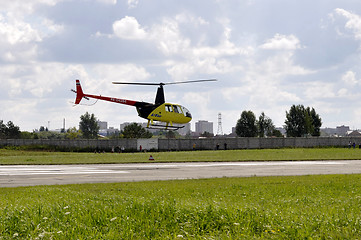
xmin=112 ymin=82 xmax=160 ymax=86
xmin=112 ymin=79 xmax=217 ymax=86
xmin=163 ymin=79 xmax=217 ymax=85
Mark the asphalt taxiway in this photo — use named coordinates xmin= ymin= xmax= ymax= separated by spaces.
xmin=1 ymin=160 xmax=361 ymax=187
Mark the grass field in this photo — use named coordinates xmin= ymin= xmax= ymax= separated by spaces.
xmin=1 ymin=175 xmax=361 ymax=239
xmin=1 ymin=148 xmax=361 ymax=239
xmin=1 ymin=147 xmax=361 ymax=164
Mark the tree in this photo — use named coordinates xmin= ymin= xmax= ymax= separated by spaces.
xmin=284 ymin=105 xmax=322 ymax=137
xmin=0 ymin=121 xmax=6 ymax=139
xmin=6 ymin=121 xmax=21 ymax=139
xmin=257 ymin=112 xmax=276 ymax=137
xmin=307 ymin=107 xmax=322 ymax=136
xmin=66 ymin=127 xmax=82 ymax=140
xmin=79 ymin=112 xmax=99 ymax=139
xmin=0 ymin=120 xmax=20 ymax=139
xmin=236 ymin=110 xmax=258 ymax=137
xmin=200 ymin=131 xmax=214 ymax=138
xmin=121 ymin=123 xmax=152 ymax=138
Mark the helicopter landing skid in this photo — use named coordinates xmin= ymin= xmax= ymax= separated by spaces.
xmin=146 ymin=123 xmax=185 ymax=130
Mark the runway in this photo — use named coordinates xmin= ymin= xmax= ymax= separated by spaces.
xmin=1 ymin=160 xmax=361 ymax=187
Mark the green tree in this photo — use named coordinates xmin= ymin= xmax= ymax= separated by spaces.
xmin=6 ymin=121 xmax=21 ymax=139
xmin=236 ymin=110 xmax=258 ymax=137
xmin=271 ymin=129 xmax=283 ymax=137
xmin=257 ymin=112 xmax=276 ymax=137
xmin=79 ymin=112 xmax=99 ymax=139
xmin=66 ymin=127 xmax=82 ymax=139
xmin=307 ymin=107 xmax=322 ymax=136
xmin=121 ymin=123 xmax=152 ymax=138
xmin=285 ymin=105 xmax=307 ymax=137
xmin=200 ymin=131 xmax=214 ymax=138
xmin=0 ymin=120 xmax=6 ymax=139
xmin=0 ymin=121 xmax=20 ymax=139
xmin=285 ymin=105 xmax=322 ymax=137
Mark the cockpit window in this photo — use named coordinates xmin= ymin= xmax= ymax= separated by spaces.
xmin=173 ymin=105 xmax=181 ymax=114
xmin=181 ymin=106 xmax=192 ymax=118
xmin=165 ymin=104 xmax=173 ymax=112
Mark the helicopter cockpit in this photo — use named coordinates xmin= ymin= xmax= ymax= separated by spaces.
xmin=165 ymin=104 xmax=192 ymax=119
xmin=181 ymin=106 xmax=192 ymax=119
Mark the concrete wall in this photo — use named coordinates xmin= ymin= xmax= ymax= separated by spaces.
xmin=0 ymin=139 xmax=137 ymax=151
xmin=0 ymin=137 xmax=360 ymax=151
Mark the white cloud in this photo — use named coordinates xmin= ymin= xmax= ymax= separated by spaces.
xmin=304 ymin=82 xmax=336 ymax=100
xmin=149 ymin=18 xmax=191 ymax=56
xmin=97 ymin=0 xmax=117 ymax=5
xmin=175 ymin=13 xmax=209 ymax=26
xmin=334 ymin=8 xmax=361 ymax=41
xmin=337 ymin=88 xmax=348 ymax=97
xmin=90 ymin=64 xmax=151 ymax=94
xmin=112 ymin=16 xmax=147 ymax=40
xmin=0 ymin=1 xmax=59 ymax=18
xmin=260 ymin=34 xmax=302 ymax=50
xmin=0 ymin=14 xmax=42 ymax=45
xmin=127 ymin=0 xmax=138 ymax=8
xmin=258 ymin=52 xmax=314 ymax=77
xmin=342 ymin=70 xmax=359 ymax=85
xmin=149 ymin=16 xmax=251 ymax=80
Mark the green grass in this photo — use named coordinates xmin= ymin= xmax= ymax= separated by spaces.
xmin=1 ymin=175 xmax=361 ymax=239
xmin=1 ymin=147 xmax=361 ymax=165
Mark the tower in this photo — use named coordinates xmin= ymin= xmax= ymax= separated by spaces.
xmin=217 ymin=113 xmax=223 ymax=135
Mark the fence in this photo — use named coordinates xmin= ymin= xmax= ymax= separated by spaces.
xmin=0 ymin=137 xmax=359 ymax=151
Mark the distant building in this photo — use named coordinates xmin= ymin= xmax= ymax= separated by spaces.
xmin=177 ymin=123 xmax=191 ymax=136
xmin=97 ymin=121 xmax=108 ymax=130
xmin=336 ymin=125 xmax=350 ymax=137
xmin=347 ymin=130 xmax=361 ymax=137
xmin=195 ymin=120 xmax=213 ymax=135
xmin=321 ymin=127 xmax=337 ymax=137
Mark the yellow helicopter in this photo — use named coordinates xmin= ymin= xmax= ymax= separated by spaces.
xmin=73 ymin=79 xmax=216 ymax=130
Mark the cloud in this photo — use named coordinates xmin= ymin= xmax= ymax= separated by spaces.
xmin=260 ymin=34 xmax=302 ymax=50
xmin=0 ymin=5 xmax=63 ymax=63
xmin=334 ymin=8 xmax=361 ymax=41
xmin=112 ymin=16 xmax=147 ymax=40
xmin=303 ymin=82 xmax=336 ymax=100
xmin=89 ymin=64 xmax=151 ymax=94
xmin=96 ymin=0 xmax=117 ymax=5
xmin=127 ymin=0 xmax=138 ymax=8
xmin=0 ymin=14 xmax=42 ymax=45
xmin=342 ymin=70 xmax=359 ymax=85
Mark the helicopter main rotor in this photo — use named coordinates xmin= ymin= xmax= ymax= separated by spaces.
xmin=112 ymin=79 xmax=217 ymax=105
xmin=112 ymin=79 xmax=217 ymax=86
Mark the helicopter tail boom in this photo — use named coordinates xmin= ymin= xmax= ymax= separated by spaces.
xmin=73 ymin=79 xmax=141 ymax=107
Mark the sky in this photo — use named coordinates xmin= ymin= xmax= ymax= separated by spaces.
xmin=2 ymin=0 xmax=361 ymax=134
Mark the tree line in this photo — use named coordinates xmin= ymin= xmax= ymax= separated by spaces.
xmin=236 ymin=104 xmax=322 ymax=137
xmin=0 ymin=112 xmax=152 ymax=140
xmin=0 ymin=105 xmax=322 ymax=140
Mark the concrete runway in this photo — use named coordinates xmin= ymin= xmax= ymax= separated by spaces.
xmin=1 ymin=160 xmax=361 ymax=187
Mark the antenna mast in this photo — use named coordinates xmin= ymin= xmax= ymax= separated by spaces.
xmin=217 ymin=113 xmax=223 ymax=135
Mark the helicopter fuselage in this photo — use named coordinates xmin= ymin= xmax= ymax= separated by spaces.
xmin=145 ymin=103 xmax=192 ymax=124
